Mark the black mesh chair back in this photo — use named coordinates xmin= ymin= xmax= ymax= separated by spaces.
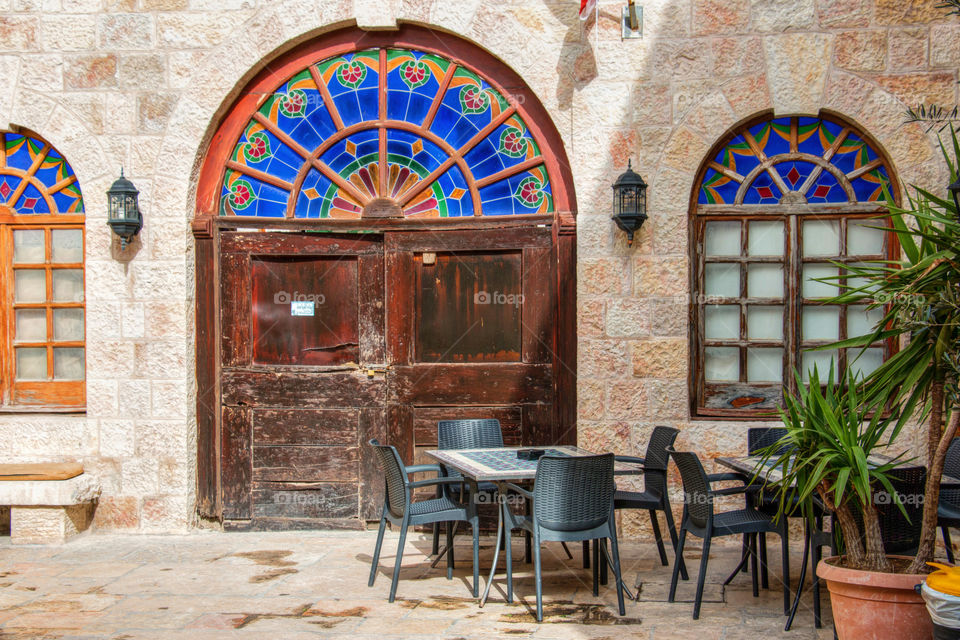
xmin=533 ymin=454 xmax=615 ymax=532
xmin=942 ymin=439 xmax=960 ymax=507
xmin=878 ymin=466 xmax=926 ymax=554
xmin=642 ymin=426 xmax=679 ymax=498
xmin=437 ymin=419 xmax=503 ymax=481
xmin=369 ymin=439 xmax=408 ymax=519
xmin=670 ymin=449 xmax=713 ymax=531
xmin=747 ymin=427 xmax=790 ymax=456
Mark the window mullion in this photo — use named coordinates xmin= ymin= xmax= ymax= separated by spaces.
xmin=785 ymin=213 xmax=800 ymax=399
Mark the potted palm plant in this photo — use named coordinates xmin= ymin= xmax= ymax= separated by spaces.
xmin=762 ymin=367 xmax=930 ymax=639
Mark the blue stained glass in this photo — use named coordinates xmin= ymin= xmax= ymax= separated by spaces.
xmin=386 ymin=128 xmax=448 ymax=175
xmin=850 ymin=169 xmax=889 ymax=202
xmin=797 ymin=118 xmax=839 ymax=158
xmin=5 ymin=134 xmax=36 ymax=171
xmin=385 ymin=50 xmax=444 ymax=125
xmin=51 ymin=189 xmax=82 ymax=213
xmin=831 ymin=132 xmax=879 ymax=176
xmin=462 ymin=120 xmax=537 ymax=181
xmin=238 ymin=128 xmax=303 ymax=184
xmin=326 ymin=53 xmax=379 ymax=127
xmin=698 ymin=168 xmax=740 ymax=205
xmin=806 ymin=170 xmax=845 ymax=203
xmin=434 ymin=165 xmax=472 ymax=217
xmin=273 ymin=89 xmax=337 ymax=154
xmin=14 ymin=183 xmax=48 ymax=213
xmin=479 ymin=169 xmax=553 ymax=215
xmin=319 ymin=129 xmax=380 ymax=176
xmin=294 ymin=168 xmax=335 ymax=218
xmin=742 ymin=170 xmax=782 ymax=205
xmin=222 ymin=174 xmax=288 ymax=217
xmin=713 ymin=135 xmax=761 ymax=179
xmin=776 ymin=160 xmax=816 ymax=191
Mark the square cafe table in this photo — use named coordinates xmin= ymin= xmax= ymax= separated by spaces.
xmin=715 ymin=453 xmax=960 ymax=630
xmin=424 ymin=446 xmax=635 ymax=606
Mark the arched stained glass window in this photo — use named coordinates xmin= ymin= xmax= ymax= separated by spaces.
xmin=219 ymin=48 xmax=553 ymax=219
xmin=690 ymin=114 xmax=896 ymax=418
xmin=0 ymin=130 xmax=85 ymax=409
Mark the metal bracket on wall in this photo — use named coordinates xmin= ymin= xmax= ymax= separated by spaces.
xmin=622 ymin=2 xmax=642 ymax=39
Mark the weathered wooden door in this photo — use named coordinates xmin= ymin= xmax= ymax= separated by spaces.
xmin=218 ymin=231 xmax=386 ymax=529
xmin=385 ymin=227 xmax=561 ymax=468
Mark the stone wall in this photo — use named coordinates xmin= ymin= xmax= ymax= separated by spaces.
xmin=0 ymin=0 xmax=955 ymax=534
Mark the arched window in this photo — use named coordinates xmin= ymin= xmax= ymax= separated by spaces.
xmin=215 ymin=48 xmax=555 ymax=219
xmin=0 ymin=129 xmax=85 ymax=409
xmin=690 ymin=113 xmax=896 ymax=417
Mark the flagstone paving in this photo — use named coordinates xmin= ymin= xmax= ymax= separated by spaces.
xmin=0 ymin=530 xmax=835 ymax=639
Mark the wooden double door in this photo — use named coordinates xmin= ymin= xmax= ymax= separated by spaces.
xmin=216 ymin=226 xmax=570 ymax=529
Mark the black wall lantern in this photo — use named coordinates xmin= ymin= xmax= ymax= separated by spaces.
xmin=106 ymin=169 xmax=142 ymax=248
xmin=612 ymin=159 xmax=648 ymax=246
xmin=949 ymin=174 xmax=960 ymax=221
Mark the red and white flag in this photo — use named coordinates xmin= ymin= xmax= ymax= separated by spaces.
xmin=579 ymin=0 xmax=597 ymax=20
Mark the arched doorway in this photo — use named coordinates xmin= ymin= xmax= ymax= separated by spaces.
xmin=193 ymin=26 xmax=577 ymax=529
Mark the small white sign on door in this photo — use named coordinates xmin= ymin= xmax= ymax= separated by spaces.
xmin=290 ymin=300 xmax=315 ymax=316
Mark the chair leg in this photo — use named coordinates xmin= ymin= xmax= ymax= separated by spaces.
xmin=650 ymin=510 xmax=668 ymax=566
xmin=668 ymin=528 xmax=687 ymax=603
xmin=740 ymin=533 xmax=749 ymax=574
xmin=780 ymin=525 xmax=790 ymax=616
xmin=749 ymin=534 xmax=759 ymax=598
xmin=446 ymin=520 xmax=455 ymax=580
xmin=813 ymin=535 xmax=823 ymax=628
xmin=432 ymin=523 xmax=440 ymax=556
xmin=504 ymin=522 xmax=514 ymax=603
xmin=368 ymin=514 xmax=387 ymax=587
xmin=759 ymin=532 xmax=769 ymax=590
xmin=582 ymin=540 xmax=590 ymax=568
xmin=534 ymin=532 xmax=544 ymax=622
xmin=472 ymin=518 xmax=480 ymax=598
xmin=600 ymin=539 xmax=609 ymax=586
xmin=693 ymin=536 xmax=711 ymax=620
xmin=601 ymin=534 xmax=627 ymax=616
xmin=560 ymin=541 xmax=573 ymax=560
xmin=592 ymin=539 xmax=600 ymax=596
xmin=389 ymin=521 xmax=409 ymax=603
xmin=662 ymin=502 xmax=688 ymax=581
xmin=943 ymin=525 xmax=955 ymax=563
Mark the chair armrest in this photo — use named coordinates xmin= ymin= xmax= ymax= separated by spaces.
xmin=503 ymin=483 xmax=533 ymax=500
xmin=707 ymin=472 xmax=748 ymax=484
xmin=615 ymin=455 xmax=646 ymax=466
xmin=408 ymin=477 xmax=469 ymax=490
xmin=405 ymin=464 xmax=443 ymax=476
xmin=710 ymin=485 xmax=754 ymax=497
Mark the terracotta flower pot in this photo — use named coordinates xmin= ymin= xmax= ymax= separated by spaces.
xmin=817 ymin=555 xmax=931 ymax=640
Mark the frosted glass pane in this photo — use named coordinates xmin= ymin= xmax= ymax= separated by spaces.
xmin=52 ymin=269 xmax=83 ymax=302
xmin=847 ymin=305 xmax=883 ymax=338
xmin=53 ymin=309 xmax=84 ymax=341
xmin=802 ymin=306 xmax=840 ymax=341
xmin=802 ymin=350 xmax=838 ymax=382
xmin=13 ymin=229 xmax=44 ymax=263
xmin=705 ymin=221 xmax=741 ymax=256
xmin=848 ymin=221 xmax=885 ymax=256
xmin=747 ymin=305 xmax=783 ymax=340
xmin=16 ymin=347 xmax=46 ymax=380
xmin=803 ymin=264 xmax=839 ymax=298
xmin=747 ymin=348 xmax=783 ymax=382
xmin=51 ymin=229 xmax=83 ymax=263
xmin=748 ymin=221 xmax=784 ymax=256
xmin=14 ymin=269 xmax=45 ymax=302
xmin=845 ymin=262 xmax=872 ymax=291
xmin=53 ymin=347 xmax=84 ymax=380
xmin=705 ymin=346 xmax=739 ymax=381
xmin=850 ymin=347 xmax=884 ymax=379
xmin=803 ymin=220 xmax=840 ymax=256
xmin=705 ymin=305 xmax=739 ymax=340
xmin=747 ymin=264 xmax=783 ymax=298
xmin=705 ymin=263 xmax=739 ymax=298
xmin=15 ymin=309 xmax=46 ymax=342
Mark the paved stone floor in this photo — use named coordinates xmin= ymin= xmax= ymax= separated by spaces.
xmin=0 ymin=530 xmax=835 ymax=639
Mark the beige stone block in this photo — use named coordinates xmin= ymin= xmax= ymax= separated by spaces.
xmin=18 ymin=53 xmax=62 ymax=92
xmin=157 ymin=455 xmax=189 ymax=494
xmin=141 ymin=495 xmax=190 ymax=532
xmin=606 ymin=299 xmax=652 ymax=338
xmin=61 ymin=0 xmax=100 ymax=11
xmin=12 ymin=87 xmax=56 ymax=132
xmin=710 ymin=37 xmax=764 ymax=78
xmin=91 ymin=495 xmax=139 ymax=530
xmin=833 ymin=30 xmax=887 ymax=71
xmin=64 ymin=53 xmax=117 ymax=89
xmin=579 ymin=420 xmax=630 ymax=454
xmin=876 ymin=0 xmax=947 ymax=25
xmin=137 ymin=92 xmax=178 ymax=134
xmin=121 ymin=457 xmax=159 ymax=496
xmin=650 ymin=167 xmax=697 ymax=217
xmin=652 ymin=209 xmax=688 ymax=256
xmin=661 ymin=127 xmax=709 ymax=173
xmin=0 ymin=16 xmax=38 ymax=50
xmin=871 ymin=72 xmax=957 ymax=107
xmin=694 ymin=0 xmax=749 ymax=36
xmin=578 ymin=299 xmax=604 ymax=338
xmin=99 ymin=419 xmax=136 ymax=458
xmin=134 ymin=339 xmax=186 ymax=378
xmin=681 ymin=92 xmax=737 ymax=139
xmin=167 ymin=50 xmax=206 ymax=90
xmin=822 ymin=69 xmax=875 ymax=117
xmin=889 ymin=28 xmax=929 ymax=71
xmin=605 ymin=379 xmax=647 ymax=419
xmin=651 ymin=41 xmax=713 ymax=81
xmin=144 ymin=300 xmax=186 ymax=339
xmin=118 ymin=379 xmax=151 ymax=417
xmin=118 ymin=54 xmax=165 ymax=91
xmin=577 ymin=379 xmax=605 ymax=421
xmin=59 ymin=92 xmax=106 ymax=135
xmin=147 ymin=218 xmax=189 ymax=260
xmin=85 ymin=378 xmax=118 ymax=418
xmin=121 ymin=302 xmax=144 ymax=339
xmin=11 ymin=504 xmax=92 ymax=544
xmin=578 ymin=339 xmax=630 ymax=379
xmin=142 ymin=0 xmax=187 ymax=9
xmin=751 ymin=0 xmax=815 ymax=31
xmin=151 ymin=380 xmax=187 ymax=419
xmin=632 ymin=339 xmax=687 ymax=378
xmin=815 ymin=0 xmax=871 ymax=27
xmin=723 ymin=73 xmax=772 ymax=119
xmin=0 ymin=415 xmax=90 ymax=458
xmin=40 ymin=14 xmax=95 ymax=50
xmin=645 ymin=379 xmax=689 ymax=419
xmin=87 ymin=340 xmax=136 ymax=378
xmin=650 ymin=298 xmax=688 ymax=337
xmin=578 ymin=257 xmax=630 ymax=296
xmin=157 ymin=12 xmax=248 ymax=49
xmin=131 ymin=261 xmax=185 ymax=301
xmin=763 ymin=33 xmax=830 ymax=115
xmin=634 ymin=256 xmax=687 ymax=299
xmin=931 ymin=25 xmax=960 ymax=68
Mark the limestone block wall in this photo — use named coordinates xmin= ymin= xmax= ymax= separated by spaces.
xmin=0 ymin=0 xmax=954 ymax=534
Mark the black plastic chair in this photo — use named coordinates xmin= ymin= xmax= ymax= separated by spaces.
xmin=501 ymin=454 xmax=627 ymax=622
xmin=668 ymin=448 xmax=790 ymax=620
xmin=367 ymin=439 xmax=480 ymax=602
xmin=939 ymin=439 xmax=960 ymax=562
xmin=431 ymin=419 xmax=504 ymax=556
xmin=612 ymin=425 xmax=687 ymax=580
xmin=747 ymin=426 xmax=790 ymax=589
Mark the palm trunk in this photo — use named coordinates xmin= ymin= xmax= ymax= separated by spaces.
xmin=908 ymin=395 xmax=959 ymax=574
xmin=818 ymin=482 xmax=868 ymax=568
xmin=862 ymin=502 xmax=892 ymax=572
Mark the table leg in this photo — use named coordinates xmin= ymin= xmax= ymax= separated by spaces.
xmin=784 ymin=517 xmax=812 ymax=631
xmin=480 ymin=481 xmax=506 ymax=607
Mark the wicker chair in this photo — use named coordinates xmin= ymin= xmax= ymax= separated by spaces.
xmin=431 ymin=419 xmax=504 ymax=556
xmin=939 ymin=439 xmax=960 ymax=562
xmin=500 ymin=454 xmax=627 ymax=622
xmin=612 ymin=426 xmax=687 ymax=580
xmin=668 ymin=448 xmax=790 ymax=620
xmin=746 ymin=426 xmax=791 ymax=589
xmin=367 ymin=439 xmax=480 ymax=602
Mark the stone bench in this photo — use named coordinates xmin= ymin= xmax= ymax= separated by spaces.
xmin=0 ymin=463 xmax=100 ymax=544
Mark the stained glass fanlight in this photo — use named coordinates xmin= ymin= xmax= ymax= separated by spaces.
xmin=0 ymin=132 xmax=84 ymax=215
xmin=219 ymin=48 xmax=554 ymax=219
